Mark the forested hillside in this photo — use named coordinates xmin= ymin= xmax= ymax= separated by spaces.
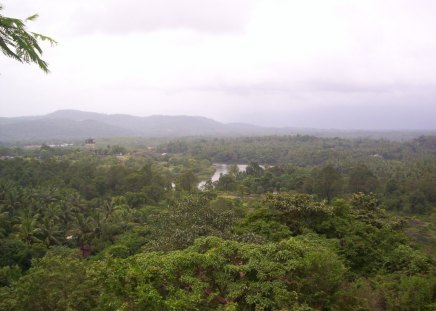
xmin=0 ymin=135 xmax=435 ymax=310
xmin=0 ymin=110 xmax=267 ymax=142
xmin=1 ymin=110 xmax=435 ymax=143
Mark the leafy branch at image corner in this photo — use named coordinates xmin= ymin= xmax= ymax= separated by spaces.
xmin=0 ymin=4 xmax=56 ymax=73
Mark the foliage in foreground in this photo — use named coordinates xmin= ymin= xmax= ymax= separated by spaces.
xmin=1 ymin=236 xmax=346 ymax=310
xmin=0 ymin=4 xmax=56 ymax=72
xmin=0 ymin=137 xmax=435 ymax=310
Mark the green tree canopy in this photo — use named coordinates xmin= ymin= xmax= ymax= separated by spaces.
xmin=313 ymin=165 xmax=343 ymax=203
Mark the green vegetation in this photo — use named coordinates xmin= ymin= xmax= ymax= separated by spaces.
xmin=0 ymin=4 xmax=56 ymax=72
xmin=0 ymin=135 xmax=434 ymax=310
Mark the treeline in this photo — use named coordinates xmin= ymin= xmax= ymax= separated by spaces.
xmin=159 ymin=135 xmax=436 ymax=165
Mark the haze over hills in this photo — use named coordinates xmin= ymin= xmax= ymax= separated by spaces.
xmin=0 ymin=110 xmax=435 ymax=143
xmin=0 ymin=110 xmax=270 ymax=142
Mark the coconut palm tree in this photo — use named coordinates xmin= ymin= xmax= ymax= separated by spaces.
xmin=0 ymin=183 xmax=24 ymax=218
xmin=14 ymin=211 xmax=42 ymax=244
xmin=0 ymin=206 xmax=9 ymax=238
xmin=39 ymin=216 xmax=62 ymax=246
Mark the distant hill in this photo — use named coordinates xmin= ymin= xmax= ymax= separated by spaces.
xmin=0 ymin=118 xmax=133 ymax=142
xmin=0 ymin=110 xmax=272 ymax=142
xmin=1 ymin=110 xmax=435 ymax=143
xmin=44 ymin=110 xmax=264 ymax=136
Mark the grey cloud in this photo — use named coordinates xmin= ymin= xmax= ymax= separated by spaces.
xmin=240 ymin=102 xmax=436 ymax=130
xmin=182 ymin=80 xmax=432 ymax=97
xmin=72 ymin=0 xmax=255 ymax=34
xmin=1 ymin=0 xmax=436 ymax=131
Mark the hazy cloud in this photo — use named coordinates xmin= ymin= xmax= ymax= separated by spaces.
xmin=1 ymin=0 xmax=255 ymax=35
xmin=74 ymin=0 xmax=255 ymax=34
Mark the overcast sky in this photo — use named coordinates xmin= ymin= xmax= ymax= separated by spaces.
xmin=1 ymin=0 xmax=435 ymax=129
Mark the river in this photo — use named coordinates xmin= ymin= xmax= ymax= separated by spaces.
xmin=198 ymin=163 xmax=248 ymax=189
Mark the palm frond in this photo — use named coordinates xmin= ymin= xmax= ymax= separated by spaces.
xmin=0 ymin=9 xmax=55 ymax=73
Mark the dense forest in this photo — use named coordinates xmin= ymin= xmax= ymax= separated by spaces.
xmin=0 ymin=135 xmax=435 ymax=310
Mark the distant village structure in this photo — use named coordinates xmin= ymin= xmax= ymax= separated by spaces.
xmin=85 ymin=138 xmax=96 ymax=150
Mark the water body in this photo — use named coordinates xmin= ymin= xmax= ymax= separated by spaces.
xmin=211 ymin=163 xmax=247 ymax=182
xmin=198 ymin=163 xmax=247 ymax=189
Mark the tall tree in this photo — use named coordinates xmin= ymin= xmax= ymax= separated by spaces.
xmin=14 ymin=212 xmax=42 ymax=245
xmin=313 ymin=165 xmax=343 ymax=203
xmin=177 ymin=170 xmax=198 ymax=192
xmin=246 ymin=161 xmax=264 ymax=176
xmin=348 ymin=164 xmax=378 ymax=193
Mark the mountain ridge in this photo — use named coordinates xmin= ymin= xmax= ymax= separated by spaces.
xmin=1 ymin=110 xmax=435 ymax=143
xmin=0 ymin=110 xmax=271 ymax=142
